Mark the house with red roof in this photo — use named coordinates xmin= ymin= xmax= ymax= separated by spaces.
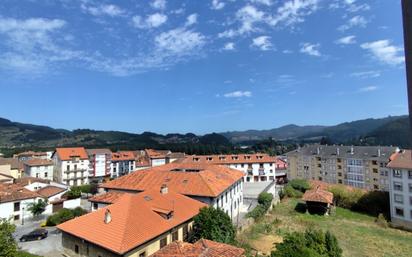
xmin=52 ymin=147 xmax=90 ymax=186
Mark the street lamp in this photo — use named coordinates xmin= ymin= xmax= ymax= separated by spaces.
xmin=21 ymin=207 xmax=25 ymax=226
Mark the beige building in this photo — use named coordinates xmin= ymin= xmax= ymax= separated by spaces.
xmin=0 ymin=158 xmax=24 ymax=179
xmin=58 ymin=187 xmax=206 ymax=257
xmin=286 ymin=145 xmax=398 ymax=191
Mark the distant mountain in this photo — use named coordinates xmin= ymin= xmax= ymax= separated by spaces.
xmin=220 ymin=115 xmax=410 ymax=146
xmin=0 ymin=117 xmax=231 ymax=154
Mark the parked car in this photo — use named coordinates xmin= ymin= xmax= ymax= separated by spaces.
xmin=19 ymin=229 xmax=48 ymax=242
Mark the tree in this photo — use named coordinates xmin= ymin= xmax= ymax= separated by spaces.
xmin=27 ymin=199 xmax=47 ymax=216
xmin=0 ymin=218 xmax=18 ymax=257
xmin=190 ymin=207 xmax=236 ymax=244
xmin=325 ymin=231 xmax=342 ymax=257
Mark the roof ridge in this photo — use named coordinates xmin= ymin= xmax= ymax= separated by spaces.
xmin=197 ymin=172 xmax=217 ymax=197
xmin=118 ymin=194 xmax=138 ymax=253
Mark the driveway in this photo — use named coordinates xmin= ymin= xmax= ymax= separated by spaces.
xmin=14 ymin=220 xmax=63 ymax=257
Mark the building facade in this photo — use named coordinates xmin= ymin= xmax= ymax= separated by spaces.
xmin=180 ymin=154 xmax=277 ymax=183
xmin=23 ymin=159 xmax=54 ymax=180
xmin=110 ymin=151 xmax=136 ymax=178
xmin=52 ymin=148 xmax=90 ymax=186
xmin=286 ymin=145 xmax=398 ymax=191
xmin=87 ymin=149 xmax=112 ymax=183
xmin=387 ymin=150 xmax=412 ymax=230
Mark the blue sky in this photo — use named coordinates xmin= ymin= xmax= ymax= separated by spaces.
xmin=0 ymin=0 xmax=407 ymax=134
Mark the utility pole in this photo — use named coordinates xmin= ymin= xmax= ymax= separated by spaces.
xmin=402 ymin=0 xmax=412 ymax=146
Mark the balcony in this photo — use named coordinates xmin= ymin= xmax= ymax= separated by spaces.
xmin=64 ymin=169 xmax=87 ymax=173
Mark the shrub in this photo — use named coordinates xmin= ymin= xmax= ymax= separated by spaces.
xmin=375 ymin=213 xmax=389 ymax=228
xmin=27 ymin=199 xmax=48 ymax=216
xmin=284 ymin=184 xmax=303 ymax=198
xmin=258 ymin=192 xmax=273 ymax=209
xmin=46 ymin=207 xmax=87 ymax=226
xmin=328 ymin=185 xmax=363 ymax=209
xmin=66 ymin=188 xmax=81 ymax=199
xmin=271 ymin=229 xmax=342 ymax=257
xmin=289 ymin=179 xmax=311 ymax=193
xmin=247 ymin=192 xmax=274 ymax=220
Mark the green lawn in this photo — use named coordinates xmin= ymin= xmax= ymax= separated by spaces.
xmin=238 ymin=198 xmax=412 ymax=257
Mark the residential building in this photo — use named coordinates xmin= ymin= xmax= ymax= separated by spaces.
xmin=110 ymin=151 xmax=135 ymax=178
xmin=87 ymin=149 xmax=112 ymax=183
xmin=58 ymin=187 xmax=206 ymax=257
xmin=150 ymin=239 xmax=245 ymax=257
xmin=145 ymin=149 xmax=170 ymax=167
xmin=0 ymin=183 xmax=42 ymax=224
xmin=179 ymin=154 xmax=277 ymax=183
xmin=0 ymin=158 xmax=24 ymax=178
xmin=52 ymin=147 xmax=90 ymax=186
xmin=135 ymin=150 xmax=185 ymax=169
xmin=13 ymin=151 xmax=51 ymax=162
xmin=387 ymin=150 xmax=412 ymax=230
xmin=23 ymin=159 xmax=54 ymax=180
xmin=286 ymin=145 xmax=398 ymax=191
xmin=275 ymin=157 xmax=288 ymax=183
xmin=101 ymin=163 xmax=244 ymax=220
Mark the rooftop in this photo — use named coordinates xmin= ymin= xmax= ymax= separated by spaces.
xmin=111 ymin=151 xmax=135 ymax=161
xmin=101 ymin=163 xmax=244 ymax=197
xmin=89 ymin=191 xmax=125 ymax=204
xmin=58 ymin=189 xmax=206 ymax=255
xmin=23 ymin=159 xmax=53 ymax=167
xmin=0 ymin=183 xmax=40 ymax=203
xmin=36 ymin=186 xmax=66 ymax=198
xmin=302 ymin=187 xmax=334 ymax=204
xmin=387 ymin=149 xmax=412 ymax=170
xmin=179 ymin=153 xmax=276 ymax=165
xmin=86 ymin=148 xmax=112 ymax=156
xmin=0 ymin=157 xmax=24 ymax=170
xmin=150 ymin=239 xmax=245 ymax=257
xmin=55 ymin=147 xmax=88 ymax=161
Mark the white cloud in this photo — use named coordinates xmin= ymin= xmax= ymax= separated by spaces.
xmin=224 ymin=91 xmax=252 ymax=98
xmin=251 ymin=35 xmax=272 ymax=51
xmin=223 ymin=42 xmax=235 ymax=51
xmin=219 ymin=0 xmax=319 ymax=38
xmin=250 ymin=0 xmax=273 ymax=6
xmin=81 ymin=3 xmax=125 ymax=17
xmin=300 ymin=42 xmax=321 ymax=56
xmin=360 ymin=40 xmax=404 ymax=66
xmin=132 ymin=13 xmax=168 ymax=29
xmin=283 ymin=49 xmax=293 ymax=54
xmin=350 ymin=70 xmax=381 ymax=79
xmin=155 ymin=27 xmax=205 ymax=54
xmin=359 ymin=86 xmax=378 ymax=92
xmin=185 ymin=14 xmax=198 ymax=26
xmin=211 ymin=0 xmax=225 ymax=10
xmin=338 ymin=15 xmax=368 ymax=31
xmin=335 ymin=35 xmax=356 ymax=45
xmin=151 ymin=0 xmax=166 ymax=10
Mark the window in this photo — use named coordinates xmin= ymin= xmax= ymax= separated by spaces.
xmin=14 ymin=202 xmax=20 ymax=212
xmin=395 ymin=207 xmax=404 ymax=217
xmin=394 ymin=182 xmax=403 ymax=191
xmin=139 ymin=252 xmax=147 ymax=257
xmin=14 ymin=215 xmax=19 ymax=221
xmin=66 ymin=165 xmax=70 ymax=171
xmin=374 ymin=185 xmax=379 ymax=190
xmin=409 ymin=170 xmax=412 ymax=179
xmin=373 ymin=168 xmax=378 ymax=174
xmin=36 ymin=173 xmax=39 ymax=178
xmin=394 ymin=194 xmax=404 ymax=204
xmin=393 ymin=170 xmax=402 ymax=178
xmin=44 ymin=172 xmax=48 ymax=178
xmin=372 ymin=160 xmax=378 ymax=165
xmin=93 ymin=203 xmax=98 ymax=210
xmin=75 ymin=245 xmax=79 ymax=254
xmin=409 ymin=184 xmax=412 ymax=193
xmin=172 ymin=230 xmax=179 ymax=241
xmin=74 ymin=164 xmax=77 ymax=170
xmin=160 ymin=237 xmax=167 ymax=248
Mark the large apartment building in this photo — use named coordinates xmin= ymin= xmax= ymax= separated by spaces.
xmin=179 ymin=154 xmax=277 ymax=183
xmin=87 ymin=149 xmax=112 ymax=183
xmin=110 ymin=151 xmax=136 ymax=178
xmin=286 ymin=145 xmax=398 ymax=191
xmin=52 ymin=147 xmax=90 ymax=186
xmin=387 ymin=150 xmax=412 ymax=230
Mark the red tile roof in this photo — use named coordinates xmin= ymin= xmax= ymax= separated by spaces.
xmin=302 ymin=187 xmax=333 ymax=204
xmin=101 ymin=163 xmax=244 ymax=197
xmin=23 ymin=159 xmax=53 ymax=167
xmin=58 ymin=189 xmax=206 ymax=255
xmin=13 ymin=177 xmax=51 ymax=187
xmin=0 ymin=158 xmax=24 ymax=170
xmin=55 ymin=147 xmax=88 ymax=161
xmin=89 ymin=191 xmax=125 ymax=204
xmin=180 ymin=154 xmax=276 ymax=165
xmin=145 ymin=149 xmax=170 ymax=159
xmin=36 ymin=186 xmax=66 ymax=198
xmin=111 ymin=151 xmax=135 ymax=161
xmin=150 ymin=239 xmax=245 ymax=257
xmin=0 ymin=183 xmax=40 ymax=203
xmin=387 ymin=150 xmax=412 ymax=169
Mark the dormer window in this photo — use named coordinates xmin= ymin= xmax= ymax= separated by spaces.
xmin=206 ymin=157 xmax=213 ymax=161
xmin=193 ymin=157 xmax=200 ymax=162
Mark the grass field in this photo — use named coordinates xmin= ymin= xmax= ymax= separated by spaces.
xmin=237 ymin=198 xmax=412 ymax=257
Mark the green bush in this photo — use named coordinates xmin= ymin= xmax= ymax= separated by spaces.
xmin=271 ymin=229 xmax=342 ymax=257
xmin=46 ymin=207 xmax=87 ymax=226
xmin=328 ymin=185 xmax=363 ymax=209
xmin=289 ymin=179 xmax=311 ymax=193
xmin=247 ymin=192 xmax=274 ymax=220
xmin=284 ymin=184 xmax=303 ymax=198
xmin=258 ymin=192 xmax=273 ymax=209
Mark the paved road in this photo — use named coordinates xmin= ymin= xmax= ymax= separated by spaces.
xmin=14 ymin=220 xmax=63 ymax=257
xmin=243 ymin=181 xmax=272 ymax=199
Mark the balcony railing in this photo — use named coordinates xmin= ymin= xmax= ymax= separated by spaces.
xmin=64 ymin=169 xmax=87 ymax=173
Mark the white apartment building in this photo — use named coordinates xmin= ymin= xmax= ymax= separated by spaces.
xmin=23 ymin=159 xmax=54 ymax=180
xmin=180 ymin=154 xmax=277 ymax=183
xmin=52 ymin=147 xmax=90 ymax=186
xmin=86 ymin=149 xmax=112 ymax=183
xmin=387 ymin=150 xmax=412 ymax=230
xmin=110 ymin=151 xmax=135 ymax=178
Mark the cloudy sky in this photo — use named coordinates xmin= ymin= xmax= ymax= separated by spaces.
xmin=0 ymin=0 xmax=407 ymax=134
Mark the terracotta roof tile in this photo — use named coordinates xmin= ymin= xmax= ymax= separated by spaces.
xmin=180 ymin=154 xmax=276 ymax=165
xmin=302 ymin=187 xmax=333 ymax=204
xmin=387 ymin=150 xmax=412 ymax=169
xmin=55 ymin=147 xmax=88 ymax=161
xmin=58 ymin=190 xmax=206 ymax=255
xmin=23 ymin=159 xmax=53 ymax=167
xmin=89 ymin=191 xmax=125 ymax=204
xmin=0 ymin=183 xmax=41 ymax=203
xmin=150 ymin=239 xmax=245 ymax=257
xmin=14 ymin=177 xmax=51 ymax=187
xmin=146 ymin=149 xmax=170 ymax=159
xmin=111 ymin=151 xmax=135 ymax=161
xmin=0 ymin=158 xmax=24 ymax=170
xmin=101 ymin=163 xmax=244 ymax=197
xmin=36 ymin=186 xmax=66 ymax=198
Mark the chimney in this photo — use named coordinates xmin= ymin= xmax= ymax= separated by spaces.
xmin=104 ymin=209 xmax=112 ymax=224
xmin=350 ymin=146 xmax=354 ymax=155
xmin=160 ymin=184 xmax=168 ymax=195
xmin=378 ymin=148 xmax=381 ymax=157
